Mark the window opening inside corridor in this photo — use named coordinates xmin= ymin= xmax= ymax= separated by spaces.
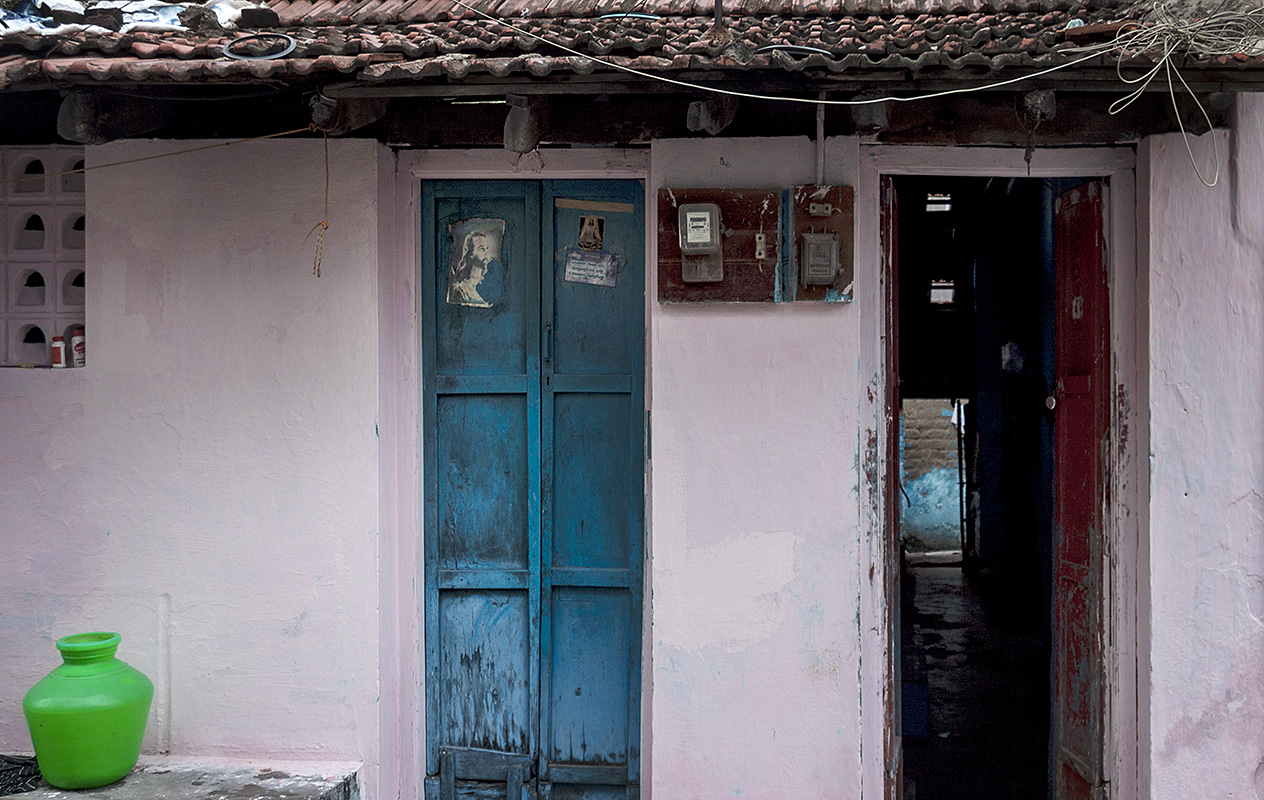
xmin=894 ymin=174 xmax=1094 ymax=799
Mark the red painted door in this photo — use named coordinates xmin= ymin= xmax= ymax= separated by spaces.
xmin=1052 ymin=179 xmax=1108 ymax=800
xmin=882 ymin=175 xmax=902 ymax=800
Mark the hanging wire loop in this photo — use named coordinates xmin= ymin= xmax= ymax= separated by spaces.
xmin=223 ymin=33 xmax=298 ymax=61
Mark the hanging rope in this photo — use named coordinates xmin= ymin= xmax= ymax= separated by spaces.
xmin=308 ymin=130 xmax=330 ymax=278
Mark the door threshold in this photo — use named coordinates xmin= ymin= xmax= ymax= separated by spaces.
xmin=905 ymin=550 xmax=963 ymax=566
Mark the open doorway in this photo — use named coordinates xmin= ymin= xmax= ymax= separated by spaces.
xmin=891 ymin=175 xmax=1109 ymax=800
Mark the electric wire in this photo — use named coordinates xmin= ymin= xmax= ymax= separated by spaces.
xmin=449 ymin=0 xmax=1113 ymax=107
xmin=7 ymin=0 xmax=1254 ymax=186
xmin=0 ymin=125 xmax=315 ymax=189
xmin=1064 ymin=0 xmax=1264 ymax=185
xmin=452 ymin=0 xmax=1264 ymax=184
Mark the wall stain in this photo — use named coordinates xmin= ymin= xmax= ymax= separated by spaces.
xmin=805 ymin=647 xmax=842 ymax=679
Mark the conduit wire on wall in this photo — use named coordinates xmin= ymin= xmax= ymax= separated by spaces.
xmin=452 ymin=0 xmax=1256 ymax=186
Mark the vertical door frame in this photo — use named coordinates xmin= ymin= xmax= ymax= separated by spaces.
xmin=855 ymin=145 xmax=1143 ymax=800
xmin=378 ymin=148 xmax=651 ymax=800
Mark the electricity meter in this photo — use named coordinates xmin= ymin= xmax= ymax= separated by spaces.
xmin=678 ymin=203 xmax=724 ymax=282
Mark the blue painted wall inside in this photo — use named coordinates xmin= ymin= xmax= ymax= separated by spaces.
xmin=900 ymin=399 xmax=962 ymax=552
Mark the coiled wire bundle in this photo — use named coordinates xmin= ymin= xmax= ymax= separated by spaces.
xmin=1071 ymin=0 xmax=1264 ymax=185
xmin=1119 ymin=0 xmax=1264 ymax=59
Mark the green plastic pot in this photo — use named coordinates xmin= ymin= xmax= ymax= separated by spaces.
xmin=23 ymin=632 xmax=154 ymax=789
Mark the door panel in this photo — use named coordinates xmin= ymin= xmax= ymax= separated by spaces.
xmin=439 ymin=591 xmax=532 ymax=753
xmin=1052 ymin=179 xmax=1108 ymax=800
xmin=540 ymin=180 xmax=644 ymax=795
xmin=425 ymin=181 xmax=542 ymax=800
xmin=1057 ymin=577 xmax=1094 ymax=765
xmin=550 ymin=197 xmax=640 ymax=375
xmin=437 ymin=395 xmax=530 ymax=570
xmin=434 ymin=194 xmax=535 ymax=377
xmin=881 ymin=175 xmax=903 ymax=800
xmin=423 ymin=179 xmax=644 ymax=800
xmin=549 ymin=588 xmax=632 ymax=764
xmin=551 ymin=394 xmax=632 ymax=570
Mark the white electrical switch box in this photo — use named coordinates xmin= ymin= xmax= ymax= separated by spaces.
xmin=801 ymin=233 xmax=839 ymax=286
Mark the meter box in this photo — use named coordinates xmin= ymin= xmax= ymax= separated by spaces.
xmin=657 ymin=188 xmax=780 ymax=303
xmin=677 ymin=203 xmax=723 ymax=283
xmin=678 ymin=203 xmax=722 ymax=255
xmin=786 ymin=185 xmax=854 ymax=302
xmin=800 ymin=233 xmax=840 ymax=285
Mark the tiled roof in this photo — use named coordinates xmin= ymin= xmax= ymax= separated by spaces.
xmin=0 ymin=0 xmax=1259 ymax=89
xmin=271 ymin=0 xmax=1123 ymax=24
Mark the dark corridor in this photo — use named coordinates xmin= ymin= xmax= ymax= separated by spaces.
xmin=902 ymin=555 xmax=1049 ymax=799
xmin=894 ymin=176 xmax=1070 ymax=800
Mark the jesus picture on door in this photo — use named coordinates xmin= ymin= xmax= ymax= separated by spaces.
xmin=447 ymin=218 xmax=506 ymax=308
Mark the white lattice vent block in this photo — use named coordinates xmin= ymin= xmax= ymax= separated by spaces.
xmin=59 ymin=156 xmax=85 ymax=194
xmin=9 ymin=206 xmax=54 ymax=261
xmin=8 ymin=264 xmax=52 ymax=313
xmin=10 ymin=152 xmax=50 ymax=198
xmin=59 ymin=209 xmax=86 ymax=255
xmin=8 ymin=317 xmax=51 ymax=367
xmin=0 ymin=145 xmax=85 ymax=368
xmin=58 ymin=265 xmax=85 ymax=310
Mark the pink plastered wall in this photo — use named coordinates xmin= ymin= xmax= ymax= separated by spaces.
xmin=17 ymin=124 xmax=1254 ymax=800
xmin=0 ymin=139 xmax=383 ymax=794
xmin=1142 ymin=97 xmax=1264 ymax=799
xmin=647 ymin=138 xmax=866 ymax=800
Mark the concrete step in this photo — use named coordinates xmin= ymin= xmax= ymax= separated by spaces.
xmin=19 ymin=757 xmax=358 ymax=800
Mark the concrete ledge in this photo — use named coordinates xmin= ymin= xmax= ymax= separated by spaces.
xmin=24 ymin=757 xmax=359 ymax=800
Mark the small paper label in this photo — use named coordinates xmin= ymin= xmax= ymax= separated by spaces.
xmin=564 ymin=249 xmax=618 ymax=287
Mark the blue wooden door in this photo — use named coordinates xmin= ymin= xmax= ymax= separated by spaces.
xmin=422 ymin=180 xmax=644 ymax=800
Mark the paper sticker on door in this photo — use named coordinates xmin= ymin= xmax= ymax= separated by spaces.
xmin=447 ymin=218 xmax=507 ymax=308
xmin=577 ymin=216 xmax=605 ymax=250
xmin=563 ymin=248 xmax=618 ymax=288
